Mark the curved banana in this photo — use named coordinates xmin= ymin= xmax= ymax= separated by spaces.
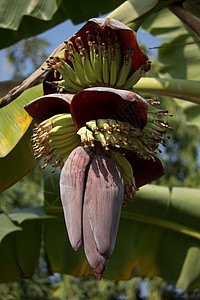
xmin=49 ymin=134 xmax=79 ymax=149
xmin=80 ymin=48 xmax=96 ymax=84
xmin=110 ymin=151 xmax=133 ymax=185
xmin=54 ymin=138 xmax=81 ymax=158
xmin=52 ymin=113 xmax=75 ymax=127
xmin=115 ymin=46 xmax=133 ymax=87
xmin=122 ymin=67 xmax=143 ymax=89
xmin=49 ymin=125 xmax=73 ymax=137
xmin=49 ymin=128 xmax=77 ymax=141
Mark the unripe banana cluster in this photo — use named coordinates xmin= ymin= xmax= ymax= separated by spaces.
xmin=31 ymin=113 xmax=80 ymax=172
xmin=45 ymin=30 xmax=151 ymax=93
xmin=77 ymin=105 xmax=172 ymax=162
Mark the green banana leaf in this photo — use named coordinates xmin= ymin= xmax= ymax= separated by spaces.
xmin=0 ymin=0 xmax=124 ymax=49
xmin=142 ymin=8 xmax=200 ymax=81
xmin=0 ymin=84 xmax=43 ymax=157
xmin=140 ymin=8 xmax=200 ymax=127
xmin=0 ymin=214 xmax=21 ymax=282
xmin=0 ymin=185 xmax=200 ymax=291
xmin=0 ymin=84 xmax=43 ymax=193
xmin=0 ymin=206 xmax=54 ymax=283
xmin=0 ymin=124 xmax=36 ymax=193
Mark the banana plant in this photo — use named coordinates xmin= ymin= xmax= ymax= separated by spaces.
xmin=0 ymin=0 xmax=200 ymax=291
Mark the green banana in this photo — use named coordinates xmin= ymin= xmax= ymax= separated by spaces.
xmin=56 ymin=80 xmax=76 ymax=94
xmin=94 ymin=45 xmax=103 ymax=83
xmin=114 ymin=36 xmax=121 ymax=76
xmin=96 ymin=119 xmax=112 ymax=132
xmin=110 ymin=151 xmax=133 ymax=185
xmin=46 ymin=57 xmax=84 ymax=92
xmin=122 ymin=67 xmax=143 ymax=89
xmin=49 ymin=125 xmax=73 ymax=137
xmin=51 ymin=113 xmax=75 ymax=127
xmin=102 ymin=132 xmax=112 ymax=148
xmin=61 ymin=60 xmax=82 ymax=85
xmin=108 ymin=119 xmax=119 ymax=131
xmin=70 ymin=55 xmax=91 ymax=86
xmin=115 ymin=57 xmax=132 ymax=87
xmin=106 ymin=30 xmax=112 ymax=71
xmin=102 ymin=49 xmax=109 ymax=85
xmin=86 ymin=31 xmax=95 ymax=71
xmin=49 ymin=128 xmax=77 ymax=141
xmin=96 ymin=31 xmax=103 ymax=75
xmin=86 ymin=129 xmax=95 ymax=146
xmin=49 ymin=134 xmax=79 ymax=149
xmin=66 ymin=40 xmax=83 ymax=67
xmin=58 ymin=66 xmax=84 ymax=92
xmin=86 ymin=120 xmax=98 ymax=131
xmin=54 ymin=138 xmax=81 ymax=158
xmin=80 ymin=48 xmax=97 ymax=83
xmin=115 ymin=46 xmax=133 ymax=87
xmin=110 ymin=46 xmax=118 ymax=86
xmin=77 ymin=126 xmax=88 ymax=144
xmin=74 ymin=37 xmax=84 ymax=66
xmin=94 ymin=131 xmax=108 ymax=148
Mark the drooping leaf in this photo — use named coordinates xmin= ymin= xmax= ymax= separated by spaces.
xmin=0 ymin=0 xmax=124 ymax=49
xmin=0 ymin=213 xmax=21 ymax=243
xmin=8 ymin=206 xmax=54 ymax=278
xmin=0 ymin=84 xmax=43 ymax=157
xmin=0 ymin=214 xmax=21 ymax=282
xmin=0 ymin=207 xmax=54 ymax=282
xmin=8 ymin=206 xmax=55 ymax=224
xmin=142 ymin=8 xmax=200 ymax=81
xmin=141 ymin=8 xmax=200 ymax=127
xmin=0 ymin=124 xmax=36 ymax=193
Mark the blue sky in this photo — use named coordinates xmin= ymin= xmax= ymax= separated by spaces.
xmin=0 ymin=18 xmax=161 ymax=81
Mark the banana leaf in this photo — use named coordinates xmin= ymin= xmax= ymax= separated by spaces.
xmin=1 ymin=182 xmax=200 ymax=290
xmin=0 ymin=124 xmax=36 ymax=193
xmin=0 ymin=0 xmax=124 ymax=49
xmin=0 ymin=84 xmax=43 ymax=193
xmin=0 ymin=207 xmax=54 ymax=283
xmin=138 ymin=8 xmax=200 ymax=128
xmin=0 ymin=84 xmax=43 ymax=157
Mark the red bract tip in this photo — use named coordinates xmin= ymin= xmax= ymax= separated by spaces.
xmin=94 ymin=272 xmax=103 ymax=281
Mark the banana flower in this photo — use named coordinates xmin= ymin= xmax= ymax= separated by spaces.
xmin=24 ymin=17 xmax=172 ymax=279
